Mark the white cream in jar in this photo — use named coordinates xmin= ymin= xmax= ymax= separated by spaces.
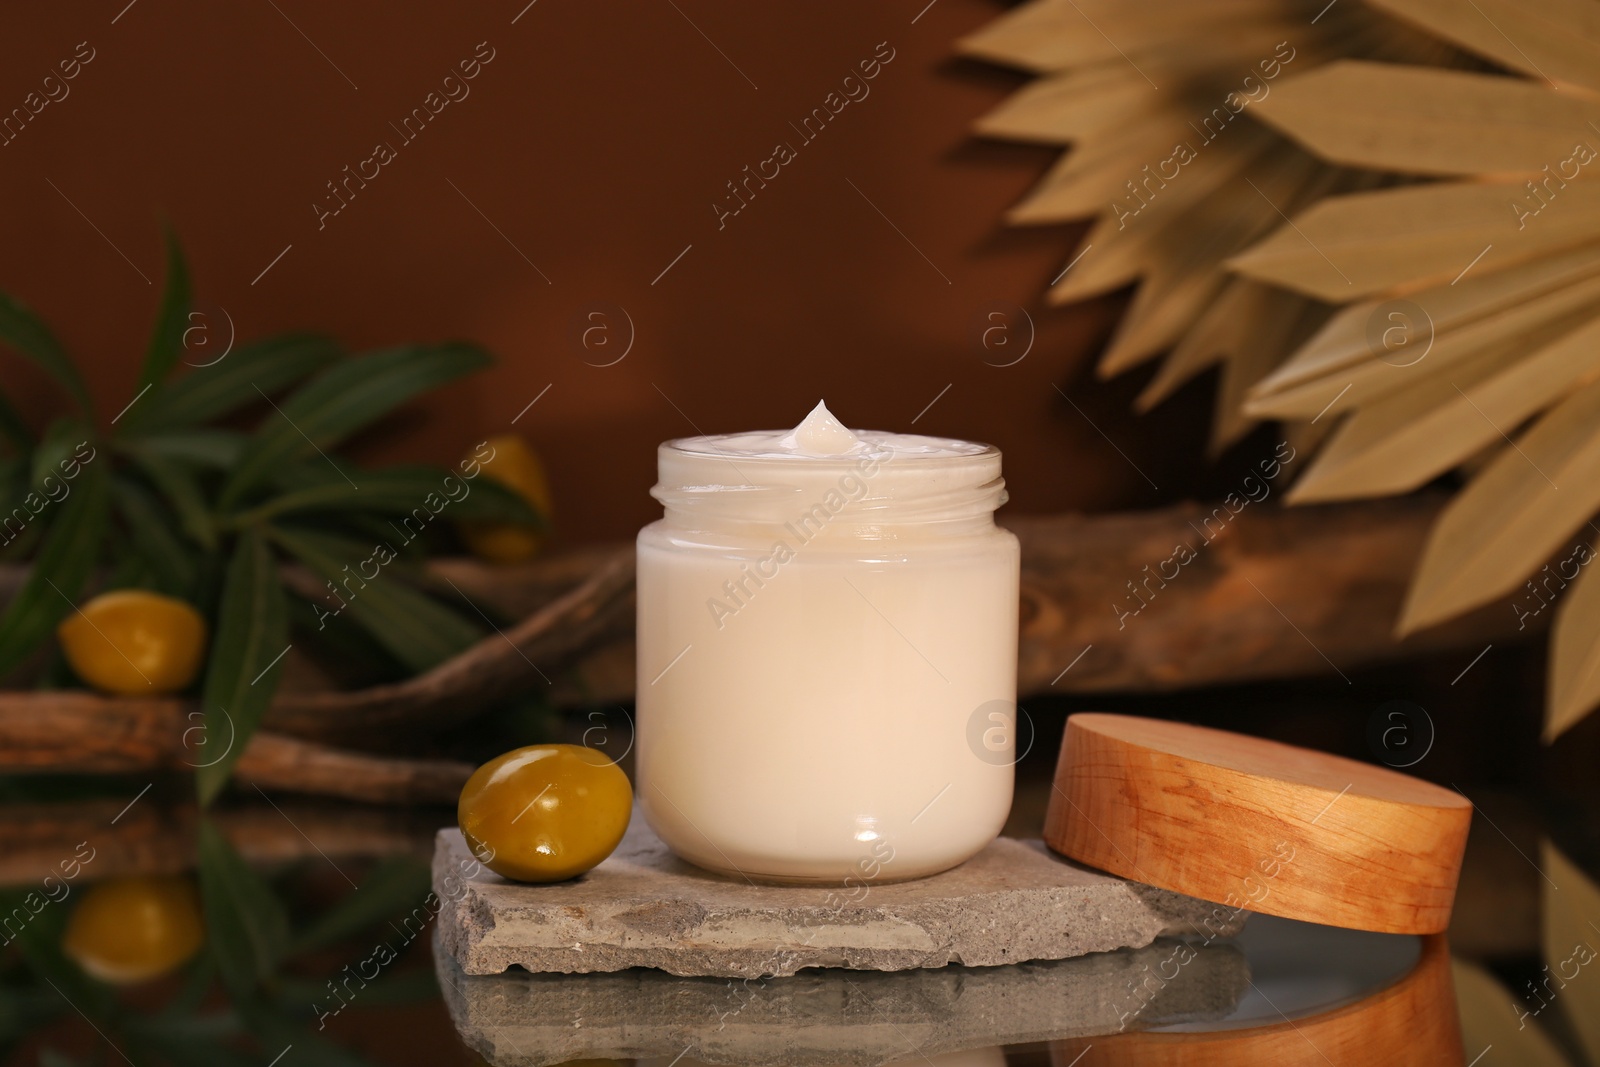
xmin=636 ymin=402 xmax=1020 ymax=883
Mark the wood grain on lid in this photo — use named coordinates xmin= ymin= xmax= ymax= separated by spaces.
xmin=1045 ymin=713 xmax=1473 ymax=934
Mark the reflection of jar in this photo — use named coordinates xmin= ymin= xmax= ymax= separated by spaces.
xmin=636 ymin=402 xmax=1020 ymax=883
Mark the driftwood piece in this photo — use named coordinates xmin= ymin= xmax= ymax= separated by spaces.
xmin=236 ymin=733 xmax=472 ymax=803
xmin=0 ymin=497 xmax=1532 ymax=802
xmin=0 ymin=552 xmax=631 ymax=802
xmin=543 ymin=496 xmax=1523 ymax=704
xmin=265 ymin=550 xmax=635 ymax=742
xmin=0 ymin=692 xmax=472 ymax=804
xmin=1008 ymin=495 xmax=1516 ymax=691
xmin=0 ymin=799 xmax=438 ymax=885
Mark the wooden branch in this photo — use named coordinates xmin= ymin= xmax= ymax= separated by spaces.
xmin=1007 ymin=495 xmax=1516 ymax=692
xmin=264 ymin=549 xmax=635 ymax=742
xmin=0 ymin=799 xmax=438 ymax=884
xmin=542 ymin=496 xmax=1525 ymax=703
xmin=0 ymin=692 xmax=472 ymax=804
xmin=0 ymin=552 xmax=632 ymax=799
xmin=235 ymin=734 xmax=471 ymax=804
xmin=0 ymin=496 xmax=1533 ymax=798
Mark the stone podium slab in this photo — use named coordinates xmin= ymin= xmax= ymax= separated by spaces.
xmin=433 ymin=819 xmax=1244 ymax=978
xmin=436 ymin=934 xmax=1251 ymax=1066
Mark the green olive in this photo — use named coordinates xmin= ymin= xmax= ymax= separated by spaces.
xmin=458 ymin=744 xmax=632 ymax=883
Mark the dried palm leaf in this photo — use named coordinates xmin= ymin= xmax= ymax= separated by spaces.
xmin=1540 ymin=843 xmax=1600 ymax=1060
xmin=975 ymin=66 xmax=1172 ymax=146
xmin=1253 ymin=60 xmax=1600 ymax=176
xmin=1048 ymin=132 xmax=1282 ymax=302
xmin=1550 ymin=558 xmax=1600 ymax=740
xmin=963 ymin=0 xmax=1456 ymax=385
xmin=1101 ymin=149 xmax=1338 ymax=372
xmin=1248 ymin=241 xmax=1600 ymax=404
xmin=1397 ymin=376 xmax=1600 ymax=634
xmin=1253 ymin=275 xmax=1600 ymax=422
xmin=964 ymin=0 xmax=1600 ymax=734
xmin=1138 ymin=279 xmax=1285 ymax=410
xmin=1228 ymin=181 xmax=1600 ymax=300
xmin=959 ymin=0 xmax=1303 ymax=73
xmin=1365 ymin=0 xmax=1600 ymax=91
xmin=1451 ymin=958 xmax=1574 ymax=1066
xmin=1223 ymin=8 xmax=1600 ymax=735
xmin=1134 ymin=274 xmax=1319 ymax=458
xmin=1211 ymin=298 xmax=1312 ymax=453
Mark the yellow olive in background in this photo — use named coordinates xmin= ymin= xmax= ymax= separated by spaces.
xmin=57 ymin=590 xmax=207 ymax=695
xmin=458 ymin=744 xmax=632 ymax=883
xmin=62 ymin=875 xmax=205 ymax=985
xmin=459 ymin=434 xmax=552 ymax=564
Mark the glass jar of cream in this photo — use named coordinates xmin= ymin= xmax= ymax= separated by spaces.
xmin=636 ymin=402 xmax=1020 ymax=883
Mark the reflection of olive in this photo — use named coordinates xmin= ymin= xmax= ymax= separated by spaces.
xmin=63 ymin=876 xmax=205 ymax=984
xmin=458 ymin=745 xmax=632 ymax=883
xmin=57 ymin=591 xmax=208 ymax=695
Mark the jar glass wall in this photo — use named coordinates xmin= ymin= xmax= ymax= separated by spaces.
xmin=636 ymin=403 xmax=1020 ymax=884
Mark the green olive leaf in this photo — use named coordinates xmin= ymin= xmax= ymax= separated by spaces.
xmin=286 ymin=856 xmax=430 ymax=957
xmin=28 ymin=418 xmax=91 ymax=494
xmin=123 ymin=428 xmax=246 ymax=469
xmin=118 ymin=441 xmax=217 ymax=551
xmin=283 ymin=593 xmax=403 ymax=686
xmin=0 ymin=290 xmax=91 ymax=416
xmin=112 ymin=476 xmax=198 ymax=596
xmin=267 ymin=524 xmax=483 ymax=673
xmin=232 ymin=999 xmax=381 ymax=1067
xmin=0 ymin=388 xmax=31 ymax=455
xmin=0 ymin=458 xmax=110 ymax=680
xmin=0 ymin=456 xmax=24 ymax=516
xmin=196 ymin=819 xmax=289 ymax=996
xmin=239 ymin=462 xmax=543 ymax=527
xmin=275 ymin=965 xmax=440 ymax=1010
xmin=0 ymin=885 xmax=114 ymax=1019
xmin=195 ymin=527 xmax=288 ymax=805
xmin=127 ymin=334 xmax=339 ymax=431
xmin=114 ymin=1030 xmax=256 ymax=1067
xmin=136 ymin=228 xmax=192 ymax=391
xmin=37 ymin=1049 xmax=94 ymax=1067
xmin=220 ymin=343 xmax=490 ymax=509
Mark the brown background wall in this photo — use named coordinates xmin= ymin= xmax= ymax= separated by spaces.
xmin=0 ymin=0 xmax=1228 ymax=547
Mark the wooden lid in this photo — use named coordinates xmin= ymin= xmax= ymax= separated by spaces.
xmin=1049 ymin=934 xmax=1462 ymax=1064
xmin=1044 ymin=713 xmax=1473 ymax=934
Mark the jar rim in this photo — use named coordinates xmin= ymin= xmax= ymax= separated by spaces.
xmin=660 ymin=433 xmax=1000 ymax=469
xmin=653 ymin=432 xmax=1006 ymax=528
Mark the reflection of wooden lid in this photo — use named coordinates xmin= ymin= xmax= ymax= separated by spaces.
xmin=1049 ymin=934 xmax=1463 ymax=1065
xmin=1044 ymin=714 xmax=1472 ymax=935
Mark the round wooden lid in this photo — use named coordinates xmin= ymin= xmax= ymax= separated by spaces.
xmin=1048 ymin=934 xmax=1462 ymax=1064
xmin=1044 ymin=713 xmax=1473 ymax=934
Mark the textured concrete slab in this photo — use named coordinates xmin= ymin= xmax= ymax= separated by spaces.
xmin=434 ymin=820 xmax=1247 ymax=978
xmin=436 ymin=934 xmax=1250 ymax=1067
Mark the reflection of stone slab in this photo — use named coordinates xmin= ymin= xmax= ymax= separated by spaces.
xmin=433 ymin=822 xmax=1247 ymax=978
xmin=435 ymin=934 xmax=1250 ymax=1067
